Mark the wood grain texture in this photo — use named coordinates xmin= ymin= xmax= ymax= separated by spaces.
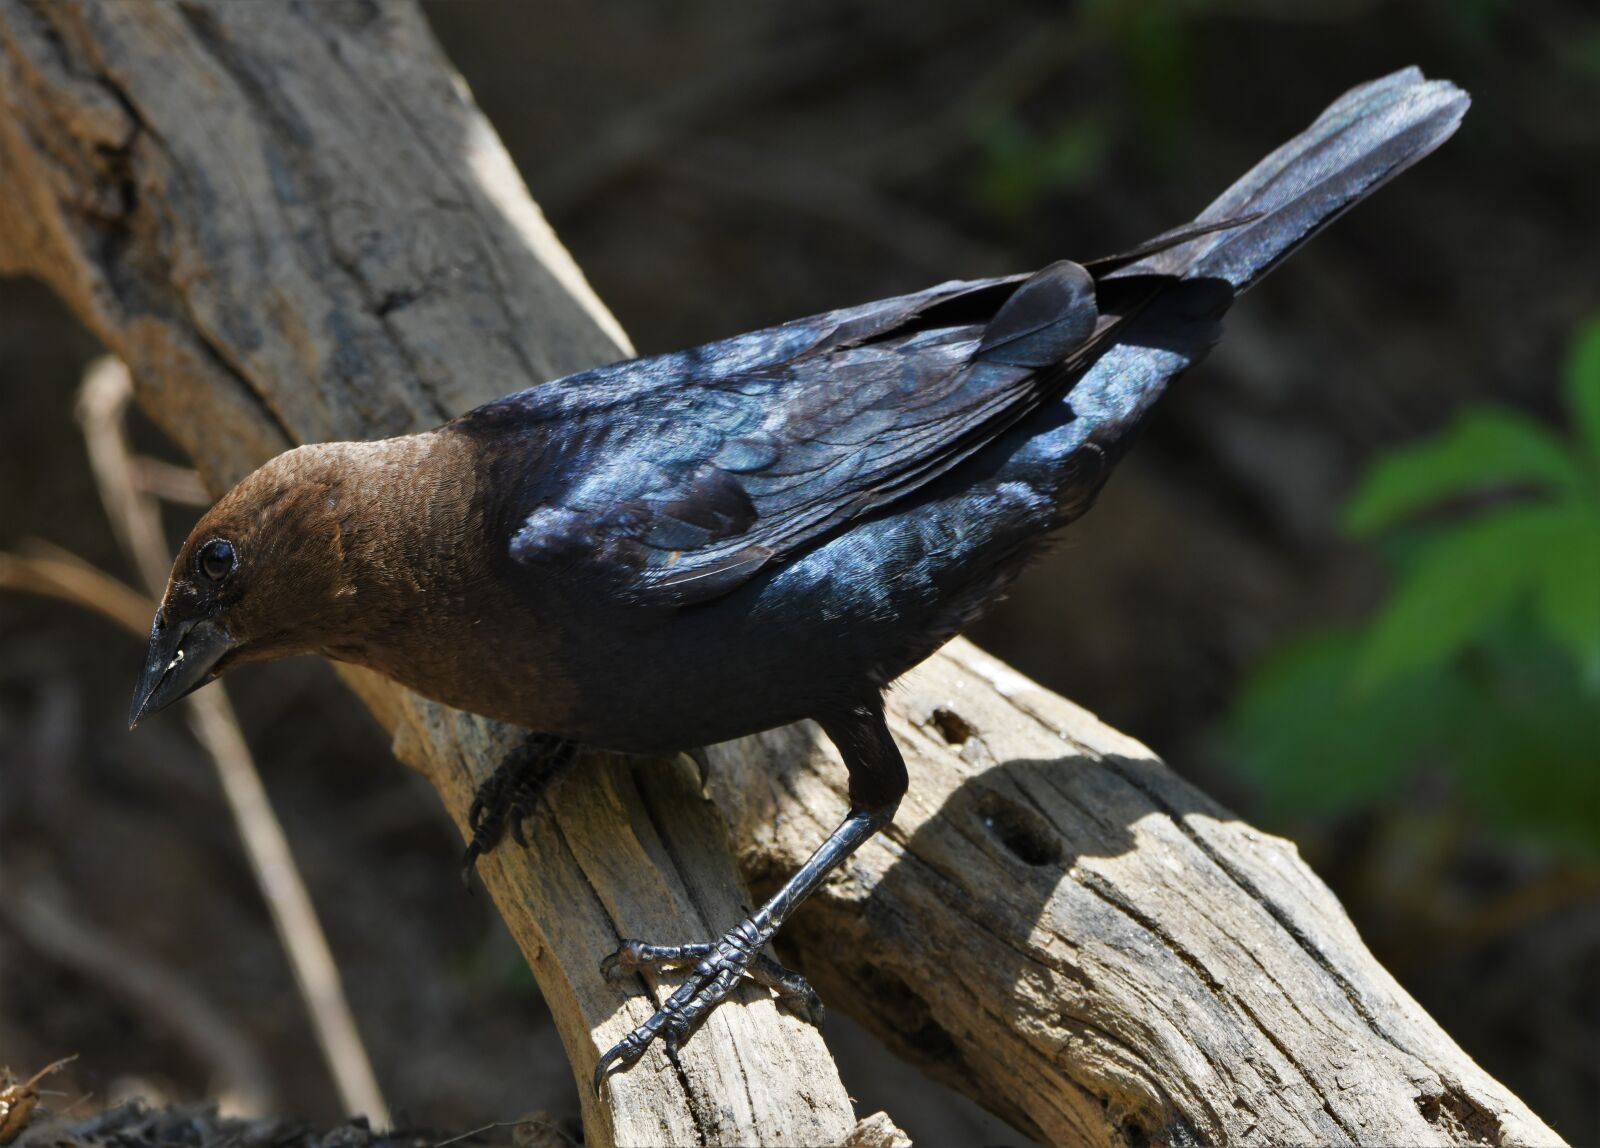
xmin=709 ymin=643 xmax=1565 ymax=1146
xmin=0 ymin=1 xmax=1561 ymax=1145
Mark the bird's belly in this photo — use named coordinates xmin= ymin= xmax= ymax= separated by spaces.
xmin=552 ymin=474 xmax=1058 ymax=753
xmin=393 ymin=423 xmax=1083 ymax=750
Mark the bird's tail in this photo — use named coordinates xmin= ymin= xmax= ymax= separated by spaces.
xmin=992 ymin=69 xmax=1468 ymax=532
xmin=1109 ymin=67 xmax=1469 ymax=293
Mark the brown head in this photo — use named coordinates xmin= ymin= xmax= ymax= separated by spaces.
xmin=128 ymin=440 xmax=395 ymax=727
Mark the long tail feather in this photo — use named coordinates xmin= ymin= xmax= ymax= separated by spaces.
xmin=1113 ymin=67 xmax=1469 ymax=293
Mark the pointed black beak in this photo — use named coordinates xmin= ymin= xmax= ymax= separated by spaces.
xmin=128 ymin=609 xmax=236 ymax=729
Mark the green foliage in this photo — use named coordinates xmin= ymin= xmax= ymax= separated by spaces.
xmin=1450 ymin=0 xmax=1511 ymax=44
xmin=1562 ymin=26 xmax=1600 ymax=89
xmin=967 ymin=0 xmax=1209 ymax=220
xmin=1085 ymin=0 xmax=1208 ymax=163
xmin=1354 ymin=505 xmax=1593 ymax=689
xmin=1342 ymin=410 xmax=1580 ymax=534
xmin=1228 ymin=632 xmax=1472 ymax=814
xmin=970 ymin=109 xmax=1107 ymax=220
xmin=1224 ymin=319 xmax=1600 ymax=855
xmin=1569 ymin=318 xmax=1600 ymax=467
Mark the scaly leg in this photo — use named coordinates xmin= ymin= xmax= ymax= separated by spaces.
xmin=602 ymin=941 xmax=825 ymax=1025
xmin=593 ymin=700 xmax=906 ymax=1091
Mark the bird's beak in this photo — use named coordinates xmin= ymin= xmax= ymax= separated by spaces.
xmin=128 ymin=610 xmax=236 ymax=729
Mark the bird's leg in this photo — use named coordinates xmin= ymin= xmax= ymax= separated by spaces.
xmin=461 ymin=733 xmax=579 ymax=882
xmin=593 ymin=700 xmax=906 ymax=1091
xmin=601 ymin=941 xmax=823 ymax=1020
xmin=595 ymin=806 xmax=885 ymax=1086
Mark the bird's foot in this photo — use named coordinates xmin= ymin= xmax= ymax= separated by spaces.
xmin=593 ymin=924 xmax=823 ymax=1090
xmin=461 ymin=734 xmax=578 ymax=882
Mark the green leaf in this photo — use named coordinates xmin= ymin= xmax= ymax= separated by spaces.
xmin=1562 ymin=27 xmax=1600 ymax=89
xmin=1354 ymin=507 xmax=1575 ymax=690
xmin=971 ymin=111 xmax=1105 ymax=219
xmin=1531 ymin=506 xmax=1600 ymax=676
xmin=1224 ymin=632 xmax=1466 ymax=815
xmin=1036 ymin=117 xmax=1107 ymax=190
xmin=1566 ymin=317 xmax=1600 ymax=471
xmin=1447 ymin=657 xmax=1600 ymax=856
xmin=1345 ymin=409 xmax=1582 ymax=536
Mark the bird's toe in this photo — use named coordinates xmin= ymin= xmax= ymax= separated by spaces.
xmin=593 ymin=927 xmax=827 ymax=1085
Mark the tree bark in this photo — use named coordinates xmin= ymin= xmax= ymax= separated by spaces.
xmin=0 ymin=2 xmax=1562 ymax=1146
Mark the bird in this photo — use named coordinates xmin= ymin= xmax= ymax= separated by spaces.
xmin=129 ymin=68 xmax=1468 ymax=1091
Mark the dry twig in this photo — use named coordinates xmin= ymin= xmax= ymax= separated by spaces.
xmin=0 ymin=1055 xmax=75 ymax=1145
xmin=0 ymin=545 xmax=151 ymax=636
xmin=73 ymin=358 xmax=390 ymax=1129
xmin=0 ymin=359 xmax=389 ymax=1126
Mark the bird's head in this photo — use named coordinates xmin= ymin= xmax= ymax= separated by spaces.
xmin=128 ymin=443 xmax=362 ymax=728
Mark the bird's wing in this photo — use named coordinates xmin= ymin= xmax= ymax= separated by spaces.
xmin=474 ymin=263 xmax=1109 ymax=607
xmin=486 ymin=255 xmax=1187 ymax=607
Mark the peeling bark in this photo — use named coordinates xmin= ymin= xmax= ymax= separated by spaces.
xmin=0 ymin=2 xmax=1563 ymax=1145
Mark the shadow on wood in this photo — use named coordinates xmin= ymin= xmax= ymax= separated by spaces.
xmin=708 ymin=643 xmax=1562 ymax=1145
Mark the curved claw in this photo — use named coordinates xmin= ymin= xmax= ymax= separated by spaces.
xmin=593 ymin=1030 xmax=650 ymax=1094
xmin=660 ymin=1021 xmax=684 ymax=1066
xmin=459 ymin=841 xmax=483 ymax=888
xmin=599 ymin=939 xmax=641 ymax=980
xmin=783 ymin=982 xmax=826 ymax=1028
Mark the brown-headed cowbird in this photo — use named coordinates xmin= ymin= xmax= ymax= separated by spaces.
xmin=130 ymin=70 xmax=1467 ymax=1088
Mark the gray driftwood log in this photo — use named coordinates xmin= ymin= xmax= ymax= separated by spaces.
xmin=0 ymin=2 xmax=1562 ymax=1146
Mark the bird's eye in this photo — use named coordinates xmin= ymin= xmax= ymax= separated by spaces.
xmin=199 ymin=539 xmax=236 ymax=582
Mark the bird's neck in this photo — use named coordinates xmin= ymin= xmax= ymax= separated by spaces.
xmin=311 ymin=431 xmax=492 ymax=661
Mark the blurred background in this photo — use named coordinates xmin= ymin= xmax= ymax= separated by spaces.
xmin=1 ymin=1 xmax=1595 ymax=1144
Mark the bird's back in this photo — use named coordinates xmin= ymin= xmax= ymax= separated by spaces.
xmin=395 ymin=69 xmax=1469 ymax=751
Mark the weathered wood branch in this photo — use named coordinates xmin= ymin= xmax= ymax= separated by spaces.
xmin=0 ymin=2 xmax=1561 ymax=1146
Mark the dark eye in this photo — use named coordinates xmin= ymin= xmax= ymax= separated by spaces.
xmin=199 ymin=539 xmax=236 ymax=582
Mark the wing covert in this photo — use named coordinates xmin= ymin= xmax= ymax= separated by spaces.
xmin=500 ymin=261 xmax=1113 ymax=606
